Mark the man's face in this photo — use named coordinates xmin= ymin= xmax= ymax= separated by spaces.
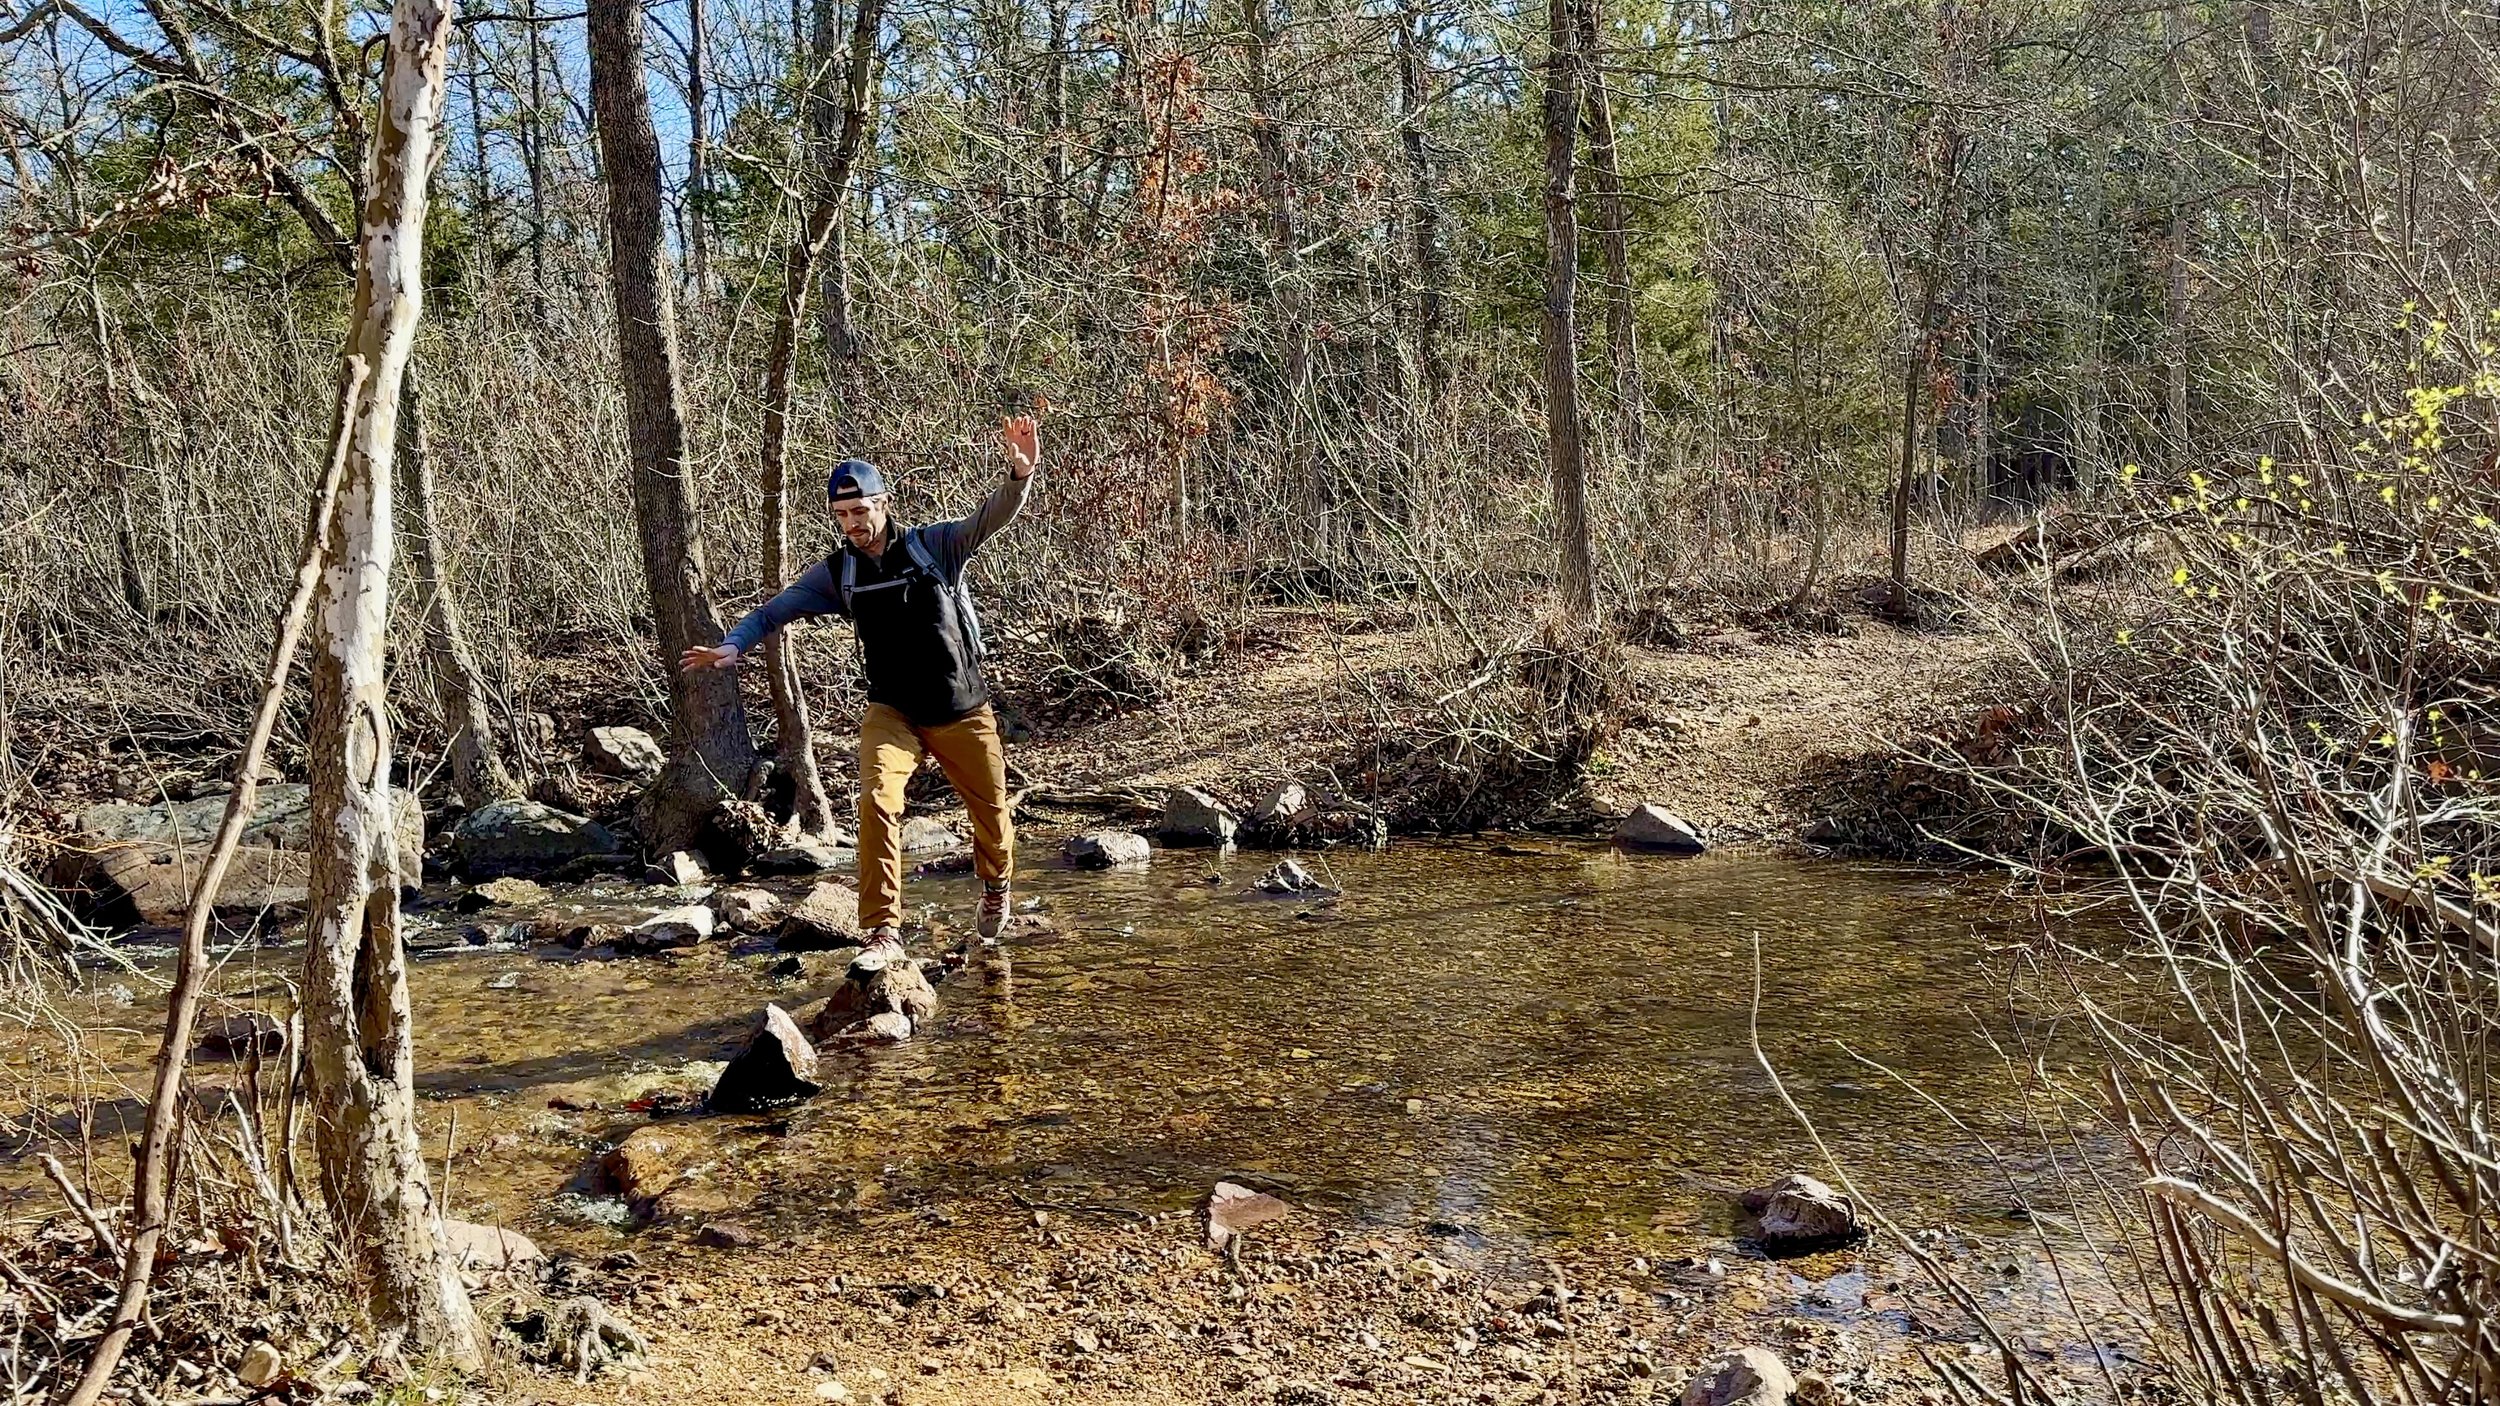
xmin=832 ymin=494 xmax=889 ymax=551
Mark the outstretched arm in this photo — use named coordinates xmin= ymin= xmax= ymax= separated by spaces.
xmin=679 ymin=559 xmax=844 ymax=671
xmin=948 ymin=414 xmax=1041 ymax=563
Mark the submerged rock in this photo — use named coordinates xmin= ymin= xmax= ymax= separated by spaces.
xmin=1737 ymin=1173 xmax=1860 ymax=1252
xmin=585 ymin=725 xmax=665 ymax=779
xmin=1064 ymin=830 xmax=1152 ymax=869
xmin=776 ymin=881 xmax=863 ymax=951
xmin=1254 ymin=859 xmax=1331 ymax=896
xmin=1616 ymin=803 xmax=1706 ymax=854
xmin=1158 ymin=786 xmax=1238 ymax=847
xmin=1683 ymin=1346 xmax=1795 ymax=1406
xmin=590 ymin=1125 xmax=692 ymax=1202
xmin=453 ymin=798 xmax=621 ymax=877
xmin=710 ymin=1004 xmax=822 ymax=1111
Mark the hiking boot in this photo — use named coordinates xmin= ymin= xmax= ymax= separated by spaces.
xmin=850 ymin=926 xmax=907 ymax=976
xmin=977 ymin=883 xmax=1011 ymax=945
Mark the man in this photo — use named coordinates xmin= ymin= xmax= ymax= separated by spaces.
xmin=681 ymin=415 xmax=1040 ymax=954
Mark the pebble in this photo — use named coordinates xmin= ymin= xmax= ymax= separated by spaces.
xmin=237 ymin=1342 xmax=283 ymax=1388
xmin=813 ymin=1382 xmax=851 ymax=1402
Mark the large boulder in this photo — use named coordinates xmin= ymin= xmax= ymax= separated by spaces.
xmin=453 ymin=798 xmax=621 ymax=877
xmin=584 ymin=725 xmax=665 ymax=780
xmin=775 ymin=881 xmax=863 ymax=951
xmin=709 ymin=1004 xmax=822 ymax=1112
xmin=1737 ymin=1173 xmax=1860 ymax=1253
xmin=1064 ymin=830 xmax=1152 ymax=869
xmin=68 ymin=783 xmax=423 ymax=883
xmin=1616 ymin=803 xmax=1706 ymax=854
xmin=1247 ymin=780 xmax=1309 ymax=831
xmin=1157 ymin=786 xmax=1239 ymax=847
xmin=47 ymin=843 xmax=309 ymax=928
xmin=1683 ymin=1347 xmax=1795 ymax=1406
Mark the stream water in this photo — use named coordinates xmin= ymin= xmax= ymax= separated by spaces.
xmin=11 ymin=841 xmax=2121 ymax=1342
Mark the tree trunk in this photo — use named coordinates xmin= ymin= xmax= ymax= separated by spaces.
xmin=1574 ymin=0 xmax=1640 ymax=464
xmin=759 ymin=0 xmax=884 ymax=841
xmin=1241 ymin=0 xmax=1308 ymax=447
xmin=523 ymin=0 xmax=548 ymax=317
xmin=588 ymin=0 xmax=759 ymax=853
xmin=299 ymin=0 xmax=480 ymax=1363
xmin=1541 ymin=0 xmax=1595 ymax=619
xmin=1043 ymin=0 xmax=1069 ymax=246
xmin=812 ymin=0 xmax=872 ymax=394
xmin=1397 ymin=1 xmax=1446 ymax=407
xmin=687 ymin=0 xmax=709 ymax=289
xmin=399 ymin=371 xmax=518 ymax=808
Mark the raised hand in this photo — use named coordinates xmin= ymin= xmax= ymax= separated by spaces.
xmin=679 ymin=643 xmax=740 ymax=672
xmin=1000 ymin=412 xmax=1041 ymax=480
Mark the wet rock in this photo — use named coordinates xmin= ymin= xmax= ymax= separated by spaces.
xmin=196 ymin=1010 xmax=286 ymax=1059
xmin=619 ymin=904 xmax=715 ymax=953
xmin=47 ymin=843 xmax=308 ymax=928
xmin=1254 ymin=859 xmax=1331 ymax=896
xmin=1737 ymin=1173 xmax=1860 ymax=1252
xmin=1065 ymin=830 xmax=1152 ymax=869
xmin=694 ymin=1222 xmax=758 ymax=1250
xmin=1158 ymin=786 xmax=1238 ymax=847
xmin=454 ymin=798 xmax=620 ymax=878
xmin=70 ymin=783 xmax=422 ymax=877
xmin=590 ymin=1126 xmax=690 ymax=1201
xmin=547 ymin=920 xmax=625 ymax=950
xmin=711 ymin=886 xmax=782 ymax=933
xmin=1239 ymin=784 xmax=1386 ymax=850
xmin=900 ymin=816 xmax=962 ymax=853
xmin=462 ymin=875 xmax=551 ymax=911
xmin=860 ymin=1011 xmax=914 ymax=1043
xmin=237 ymin=1341 xmax=284 ymax=1388
xmin=752 ymin=834 xmax=851 ymax=874
xmin=864 ymin=960 xmax=939 ymax=1027
xmin=776 ymin=881 xmax=863 ymax=951
xmin=585 ymin=725 xmax=665 ymax=780
xmin=650 ymin=850 xmax=708 ymax=886
xmin=1683 ymin=1346 xmax=1795 ymax=1406
xmin=710 ymin=1004 xmax=822 ymax=1112
xmin=441 ymin=1219 xmax=543 ymax=1268
xmin=1616 ymin=803 xmax=1706 ymax=854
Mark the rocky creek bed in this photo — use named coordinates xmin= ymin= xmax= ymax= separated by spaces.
xmin=4 ymin=841 xmax=2143 ymax=1404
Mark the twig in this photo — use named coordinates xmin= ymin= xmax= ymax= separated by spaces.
xmin=37 ymin=1154 xmax=123 ymax=1263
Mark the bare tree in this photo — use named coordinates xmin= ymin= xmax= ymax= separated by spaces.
xmin=758 ymin=0 xmax=885 ymax=840
xmin=401 ymin=375 xmax=518 ymax=807
xmin=1541 ymin=0 xmax=1595 ymax=618
xmin=297 ymin=0 xmax=481 ymax=1362
xmin=589 ymin=0 xmax=760 ymax=853
xmin=1575 ymin=0 xmax=1639 ymax=464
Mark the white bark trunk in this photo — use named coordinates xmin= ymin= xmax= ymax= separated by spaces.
xmin=300 ymin=0 xmax=480 ymax=1365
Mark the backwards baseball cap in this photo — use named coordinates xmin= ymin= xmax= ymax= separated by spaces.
xmin=827 ymin=458 xmax=887 ymax=501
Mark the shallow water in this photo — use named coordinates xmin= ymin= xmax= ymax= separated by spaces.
xmin=10 ymin=842 xmax=2108 ymax=1263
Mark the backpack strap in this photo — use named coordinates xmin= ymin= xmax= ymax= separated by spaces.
xmin=901 ymin=528 xmax=985 ymax=660
xmin=837 ymin=550 xmax=858 ymax=613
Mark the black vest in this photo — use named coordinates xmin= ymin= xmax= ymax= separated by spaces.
xmin=835 ymin=533 xmax=987 ymax=725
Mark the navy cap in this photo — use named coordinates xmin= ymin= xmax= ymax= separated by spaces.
xmin=828 ymin=459 xmax=887 ymax=500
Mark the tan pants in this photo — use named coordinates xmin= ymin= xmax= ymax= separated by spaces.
xmin=857 ymin=702 xmax=1014 ymax=930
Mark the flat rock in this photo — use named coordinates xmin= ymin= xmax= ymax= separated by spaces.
xmin=711 ymin=886 xmax=782 ymax=933
xmin=469 ymin=876 xmax=551 ymax=908
xmin=899 ymin=816 xmax=962 ymax=853
xmin=1158 ymin=786 xmax=1239 ymax=847
xmin=1737 ymin=1173 xmax=1860 ymax=1252
xmin=649 ymin=850 xmax=708 ymax=886
xmin=710 ymin=1004 xmax=822 ymax=1112
xmin=1616 ymin=803 xmax=1706 ymax=854
xmin=694 ymin=1222 xmax=758 ymax=1250
xmin=752 ymin=835 xmax=851 ymax=874
xmin=775 ymin=881 xmax=863 ymax=951
xmin=1064 ymin=830 xmax=1152 ymax=869
xmin=589 ymin=1125 xmax=692 ymax=1201
xmin=196 ymin=1010 xmax=287 ymax=1059
xmin=620 ymin=904 xmax=715 ymax=952
xmin=453 ymin=798 xmax=621 ymax=878
xmin=71 ymin=783 xmax=423 ymax=876
xmin=47 ymin=842 xmax=308 ymax=928
xmin=440 ymin=1219 xmax=543 ymax=1268
xmin=1684 ymin=1346 xmax=1796 ymax=1406
xmin=585 ymin=725 xmax=665 ymax=780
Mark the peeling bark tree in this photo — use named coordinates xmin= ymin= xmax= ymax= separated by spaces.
xmin=1542 ymin=0 xmax=1596 ymax=619
xmin=759 ymin=0 xmax=884 ymax=840
xmin=589 ymin=0 xmax=759 ymax=853
xmin=299 ymin=0 xmax=481 ymax=1363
